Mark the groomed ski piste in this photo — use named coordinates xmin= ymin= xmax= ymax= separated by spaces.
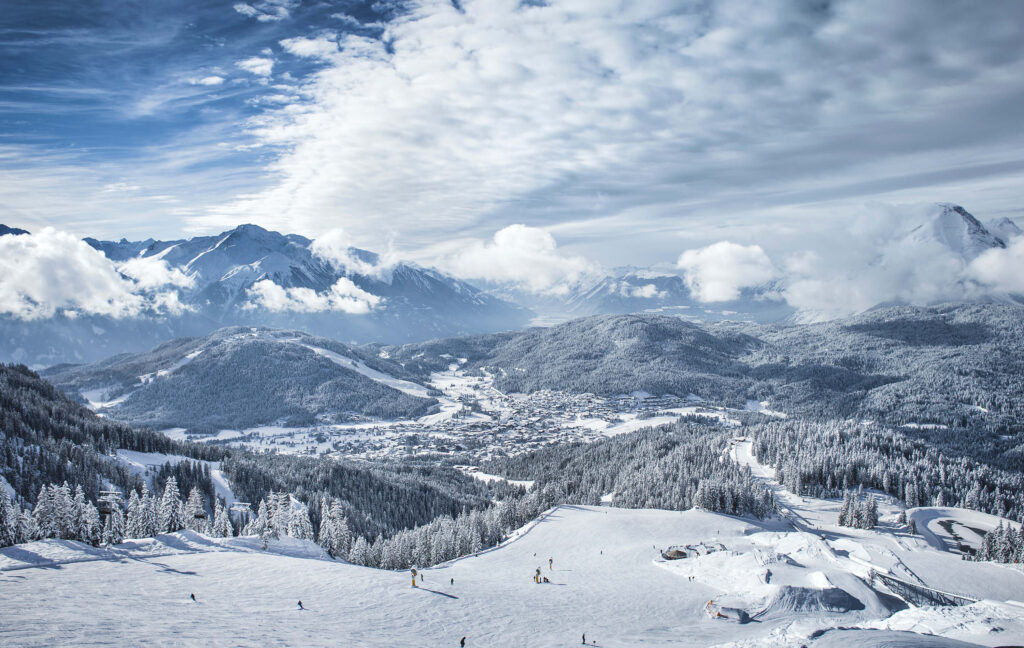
xmin=2 ymin=443 xmax=1023 ymax=647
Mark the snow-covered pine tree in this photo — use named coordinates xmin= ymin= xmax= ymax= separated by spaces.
xmin=17 ymin=509 xmax=36 ymax=544
xmin=254 ymin=498 xmax=277 ymax=549
xmin=349 ymin=535 xmax=369 ymax=565
xmin=288 ymin=504 xmax=314 ymax=541
xmin=332 ymin=501 xmax=352 ymax=559
xmin=184 ymin=488 xmax=207 ymax=533
xmin=159 ymin=477 xmax=185 ymax=533
xmin=32 ymin=485 xmax=54 ymax=539
xmin=272 ymin=492 xmax=291 ymax=538
xmin=54 ymin=483 xmax=76 ymax=540
xmin=0 ymin=490 xmax=19 ymax=548
xmin=81 ymin=502 xmax=102 ymax=546
xmin=317 ymin=495 xmax=336 ymax=555
xmin=141 ymin=486 xmax=159 ymax=537
xmin=212 ymin=501 xmax=233 ymax=538
xmin=838 ymin=491 xmax=854 ymax=527
xmin=866 ymin=498 xmax=879 ymax=529
xmin=125 ymin=490 xmax=143 ymax=539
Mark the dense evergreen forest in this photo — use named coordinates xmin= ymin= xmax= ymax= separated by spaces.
xmin=0 ymin=363 xmax=225 ymax=505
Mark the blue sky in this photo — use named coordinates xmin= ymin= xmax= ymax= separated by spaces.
xmin=2 ymin=0 xmax=1024 ymax=275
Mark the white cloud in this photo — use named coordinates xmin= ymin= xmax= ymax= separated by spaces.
xmin=740 ymin=202 xmax=1024 ymax=320
xmin=677 ymin=241 xmax=776 ymax=302
xmin=628 ymin=284 xmax=662 ymax=299
xmin=280 ymin=36 xmax=339 ymax=60
xmin=196 ymin=0 xmax=1024 ymax=256
xmin=190 ymin=76 xmax=225 ymax=86
xmin=0 ymin=228 xmax=188 ymax=320
xmin=310 ymin=229 xmax=389 ymax=277
xmin=966 ymin=237 xmax=1024 ymax=294
xmin=245 ymin=277 xmax=382 ymax=314
xmin=441 ymin=225 xmax=599 ymax=295
xmin=117 ymin=257 xmax=194 ymax=291
xmin=234 ymin=0 xmax=298 ymax=22
xmin=236 ymin=57 xmax=274 ymax=77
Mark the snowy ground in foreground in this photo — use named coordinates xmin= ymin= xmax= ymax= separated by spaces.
xmin=4 ymin=440 xmax=1023 ymax=647
xmin=3 ymin=501 xmax=1024 ymax=648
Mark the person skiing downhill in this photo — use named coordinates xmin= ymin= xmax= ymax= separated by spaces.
xmin=297 ymin=600 xmax=304 ymax=610
xmin=460 ymin=637 xmax=466 ymax=647
xmin=549 ymin=557 xmax=553 ymax=570
xmin=190 ymin=593 xmax=196 ymax=602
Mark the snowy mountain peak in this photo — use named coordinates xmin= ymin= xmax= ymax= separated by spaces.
xmin=906 ymin=203 xmax=1006 ymax=260
xmin=0 ymin=224 xmax=30 ymax=236
xmin=986 ymin=216 xmax=1023 ymax=241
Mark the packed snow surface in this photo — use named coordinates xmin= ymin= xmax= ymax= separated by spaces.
xmin=3 ymin=502 xmax=1023 ymax=647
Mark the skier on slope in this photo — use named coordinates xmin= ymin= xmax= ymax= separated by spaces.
xmin=460 ymin=637 xmax=466 ymax=647
xmin=548 ymin=557 xmax=553 ymax=570
xmin=297 ymin=600 xmax=304 ymax=610
xmin=190 ymin=593 xmax=196 ymax=602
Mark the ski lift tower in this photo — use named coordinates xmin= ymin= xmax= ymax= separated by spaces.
xmin=97 ymin=490 xmax=123 ymax=523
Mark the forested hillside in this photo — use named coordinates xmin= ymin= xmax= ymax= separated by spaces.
xmin=0 ymin=364 xmax=507 ymax=544
xmin=0 ymin=364 xmax=224 ymax=505
xmin=732 ymin=303 xmax=1024 ymax=431
xmin=386 ymin=304 xmax=1024 ymax=434
xmin=44 ymin=327 xmax=437 ymax=432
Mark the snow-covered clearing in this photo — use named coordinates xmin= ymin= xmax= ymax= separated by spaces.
xmin=2 ymin=504 xmax=1022 ymax=647
xmin=454 ymin=465 xmax=534 ymax=490
xmin=80 ymin=386 xmax=134 ymax=411
xmin=114 ymin=450 xmax=236 ymax=506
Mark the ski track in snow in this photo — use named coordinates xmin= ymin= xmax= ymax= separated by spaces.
xmin=299 ymin=343 xmax=432 ymax=399
xmin=3 ymin=499 xmax=1024 ymax=646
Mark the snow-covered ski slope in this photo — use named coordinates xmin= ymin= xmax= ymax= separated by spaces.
xmin=3 ymin=502 xmax=1023 ymax=647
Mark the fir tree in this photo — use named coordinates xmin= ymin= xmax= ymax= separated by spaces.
xmin=0 ymin=491 xmax=19 ymax=548
xmin=81 ymin=502 xmax=101 ymax=546
xmin=125 ymin=490 xmax=144 ymax=539
xmin=254 ymin=498 xmax=277 ymax=549
xmin=159 ymin=477 xmax=185 ymax=533
xmin=288 ymin=505 xmax=314 ymax=541
xmin=212 ymin=501 xmax=233 ymax=538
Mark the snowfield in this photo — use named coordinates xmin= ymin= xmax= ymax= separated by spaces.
xmin=3 ymin=502 xmax=1023 ymax=647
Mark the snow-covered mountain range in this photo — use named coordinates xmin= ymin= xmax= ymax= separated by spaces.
xmin=1 ymin=203 xmax=1019 ymax=366
xmin=519 ymin=203 xmax=1022 ymax=325
xmin=0 ymin=224 xmax=530 ymax=366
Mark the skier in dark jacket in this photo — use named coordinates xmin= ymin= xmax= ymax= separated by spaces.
xmin=190 ymin=593 xmax=196 ymax=602
xmin=460 ymin=637 xmax=466 ymax=647
xmin=297 ymin=600 xmax=304 ymax=610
